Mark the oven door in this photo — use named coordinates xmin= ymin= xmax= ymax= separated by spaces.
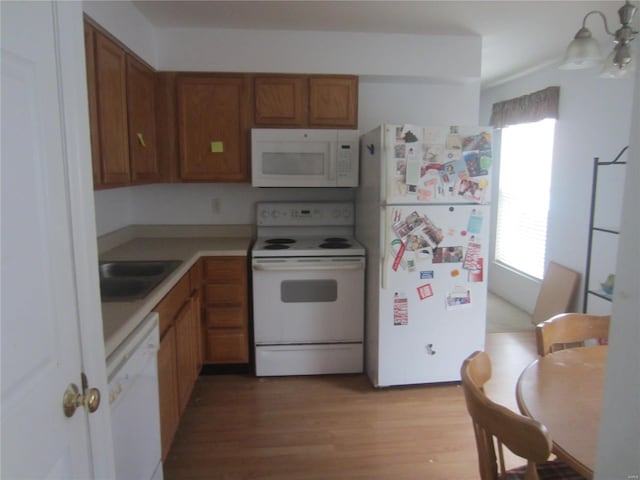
xmin=252 ymin=257 xmax=364 ymax=344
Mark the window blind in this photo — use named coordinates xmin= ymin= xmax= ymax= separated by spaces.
xmin=495 ymin=119 xmax=556 ymax=279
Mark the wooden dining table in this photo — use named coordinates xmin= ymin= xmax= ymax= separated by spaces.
xmin=516 ymin=345 xmax=607 ymax=479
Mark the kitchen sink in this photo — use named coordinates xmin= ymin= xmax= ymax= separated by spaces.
xmin=99 ymin=260 xmax=181 ymax=302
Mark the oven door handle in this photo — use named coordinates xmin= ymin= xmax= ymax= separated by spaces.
xmin=253 ymin=262 xmax=364 ymax=272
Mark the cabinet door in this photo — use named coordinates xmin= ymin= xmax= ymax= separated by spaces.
xmin=254 ymin=75 xmax=307 ymax=126
xmin=157 ymin=326 xmax=179 ymax=462
xmin=127 ymin=56 xmax=160 ymax=183
xmin=308 ymin=75 xmax=358 ymax=128
xmin=189 ymin=260 xmax=204 ymax=369
xmin=83 ymin=21 xmax=102 ymax=187
xmin=94 ymin=30 xmax=130 ymax=185
xmin=174 ymin=299 xmax=198 ymax=415
xmin=177 ymin=75 xmax=249 ymax=181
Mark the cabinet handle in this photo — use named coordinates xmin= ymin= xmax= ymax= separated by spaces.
xmin=136 ymin=133 xmax=146 ymax=147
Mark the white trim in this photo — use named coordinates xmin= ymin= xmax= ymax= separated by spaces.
xmin=53 ymin=2 xmax=115 ymax=477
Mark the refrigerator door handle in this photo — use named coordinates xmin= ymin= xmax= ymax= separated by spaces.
xmin=381 ymin=207 xmax=391 ymax=289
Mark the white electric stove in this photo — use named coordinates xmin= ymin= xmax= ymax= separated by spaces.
xmin=252 ymin=202 xmax=366 ymax=376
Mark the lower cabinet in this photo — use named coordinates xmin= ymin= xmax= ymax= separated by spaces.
xmin=174 ymin=296 xmax=198 ymax=414
xmin=154 ymin=256 xmax=249 ymax=460
xmin=203 ymin=256 xmax=249 ymax=364
xmin=154 ymin=261 xmax=202 ymax=460
xmin=157 ymin=326 xmax=179 ymax=461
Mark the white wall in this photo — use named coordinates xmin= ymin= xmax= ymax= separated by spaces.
xmin=154 ymin=27 xmax=480 ymax=81
xmin=94 ymin=184 xmax=354 ymax=236
xmin=82 ymin=0 xmax=157 ymax=65
xmin=358 ymin=77 xmax=480 ymax=134
xmin=480 ymin=65 xmax=635 ymax=313
xmin=94 ymin=187 xmax=136 ymax=236
xmin=594 ymin=49 xmax=640 ymax=480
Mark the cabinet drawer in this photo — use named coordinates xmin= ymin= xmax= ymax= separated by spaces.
xmin=205 ymin=306 xmax=245 ymax=329
xmin=206 ymin=330 xmax=249 ymax=364
xmin=203 ymin=257 xmax=245 ymax=282
xmin=205 ymin=284 xmax=244 ymax=304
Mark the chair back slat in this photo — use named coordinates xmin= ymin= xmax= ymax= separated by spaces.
xmin=536 ymin=313 xmax=610 ymax=356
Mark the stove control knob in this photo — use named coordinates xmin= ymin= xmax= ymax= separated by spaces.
xmin=271 ymin=209 xmax=280 ymax=219
xmin=259 ymin=209 xmax=269 ymax=219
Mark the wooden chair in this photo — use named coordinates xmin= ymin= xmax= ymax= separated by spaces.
xmin=530 ymin=261 xmax=580 ymax=326
xmin=536 ymin=313 xmax=610 ymax=356
xmin=460 ymin=351 xmax=584 ymax=480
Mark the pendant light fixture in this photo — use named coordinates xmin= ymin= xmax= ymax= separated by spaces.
xmin=560 ymin=1 xmax=638 ymax=78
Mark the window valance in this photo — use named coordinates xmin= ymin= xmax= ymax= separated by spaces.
xmin=490 ymin=86 xmax=560 ymax=128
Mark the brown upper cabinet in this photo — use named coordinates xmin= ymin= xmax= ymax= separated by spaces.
xmin=253 ymin=74 xmax=358 ymax=129
xmin=86 ymin=23 xmax=130 ymax=187
xmin=126 ymin=56 xmax=160 ymax=183
xmin=84 ymin=17 xmax=161 ymax=189
xmin=176 ymin=74 xmax=251 ymax=182
xmin=83 ymin=21 xmax=102 ymax=187
xmin=254 ymin=75 xmax=308 ymax=127
xmin=309 ymin=75 xmax=358 ymax=128
xmin=84 ymin=19 xmax=359 ymax=189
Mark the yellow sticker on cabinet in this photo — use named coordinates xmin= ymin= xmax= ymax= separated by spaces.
xmin=211 ymin=141 xmax=224 ymax=153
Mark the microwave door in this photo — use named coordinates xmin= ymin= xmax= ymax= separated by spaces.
xmin=252 ymin=141 xmax=334 ymax=187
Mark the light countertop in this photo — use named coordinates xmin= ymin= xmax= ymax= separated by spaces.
xmin=100 ymin=235 xmax=253 ymax=359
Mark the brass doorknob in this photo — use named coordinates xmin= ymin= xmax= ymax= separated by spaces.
xmin=63 ymin=382 xmax=101 ymax=417
xmin=84 ymin=387 xmax=101 ymax=413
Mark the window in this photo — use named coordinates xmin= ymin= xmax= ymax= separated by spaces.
xmin=495 ymin=118 xmax=556 ymax=279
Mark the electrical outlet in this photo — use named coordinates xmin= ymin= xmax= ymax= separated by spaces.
xmin=211 ymin=198 xmax=220 ymax=214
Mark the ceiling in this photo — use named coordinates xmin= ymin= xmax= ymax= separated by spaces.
xmin=132 ymin=1 xmax=629 ymax=87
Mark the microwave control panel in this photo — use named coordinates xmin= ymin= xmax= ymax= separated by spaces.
xmin=337 ymin=144 xmax=355 ymax=180
xmin=336 ymin=130 xmax=359 ymax=186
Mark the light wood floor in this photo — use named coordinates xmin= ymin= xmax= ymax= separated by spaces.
xmin=163 ymin=331 xmax=537 ymax=480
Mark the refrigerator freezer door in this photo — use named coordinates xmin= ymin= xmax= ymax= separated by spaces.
xmin=376 ymin=204 xmax=489 ymax=386
xmin=384 ymin=124 xmax=493 ymax=205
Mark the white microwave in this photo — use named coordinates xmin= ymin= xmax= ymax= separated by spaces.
xmin=251 ymin=128 xmax=359 ymax=187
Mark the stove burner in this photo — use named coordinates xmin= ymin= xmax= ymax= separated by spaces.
xmin=324 ymin=237 xmax=349 ymax=243
xmin=264 ymin=244 xmax=290 ymax=250
xmin=265 ymin=238 xmax=296 ymax=244
xmin=319 ymin=242 xmax=352 ymax=249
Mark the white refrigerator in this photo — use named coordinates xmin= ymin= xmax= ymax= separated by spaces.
xmin=355 ymin=124 xmax=493 ymax=387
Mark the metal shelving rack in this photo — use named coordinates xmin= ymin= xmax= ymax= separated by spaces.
xmin=582 ymin=146 xmax=628 ymax=312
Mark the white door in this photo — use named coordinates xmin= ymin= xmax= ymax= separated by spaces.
xmin=383 ymin=124 xmax=493 ymax=205
xmin=1 ymin=2 xmax=112 ymax=478
xmin=378 ymin=205 xmax=489 ymax=386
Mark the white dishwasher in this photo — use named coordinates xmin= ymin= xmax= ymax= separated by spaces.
xmin=107 ymin=313 xmax=163 ymax=480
